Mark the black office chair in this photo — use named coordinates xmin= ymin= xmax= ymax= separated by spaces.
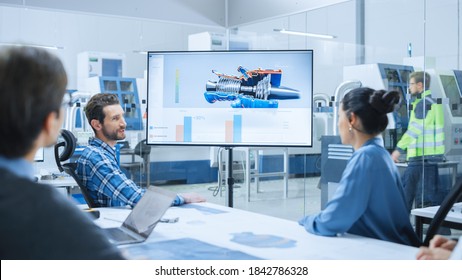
xmin=54 ymin=129 xmax=98 ymax=208
xmin=120 ymin=139 xmax=151 ymax=188
xmin=422 ymin=176 xmax=462 ymax=246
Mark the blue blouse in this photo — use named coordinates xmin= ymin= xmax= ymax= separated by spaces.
xmin=299 ymin=137 xmax=420 ymax=247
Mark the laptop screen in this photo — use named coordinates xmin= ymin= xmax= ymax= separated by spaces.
xmin=122 ymin=187 xmax=176 ymax=237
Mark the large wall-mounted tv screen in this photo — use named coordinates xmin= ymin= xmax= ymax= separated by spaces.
xmin=146 ymin=50 xmax=313 ymax=147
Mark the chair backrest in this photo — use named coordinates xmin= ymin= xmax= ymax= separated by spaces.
xmin=62 ymin=162 xmax=98 ymax=208
xmin=54 ymin=129 xmax=98 ymax=208
xmin=133 ymin=139 xmax=151 ymax=157
xmin=54 ymin=129 xmax=77 ymax=173
xmin=423 ymin=176 xmax=462 ymax=246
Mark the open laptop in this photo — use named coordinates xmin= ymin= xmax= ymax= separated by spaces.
xmin=103 ymin=186 xmax=177 ymax=245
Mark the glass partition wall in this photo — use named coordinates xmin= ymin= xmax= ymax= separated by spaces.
xmin=113 ymin=0 xmax=462 ymax=224
xmin=18 ymin=0 xmax=459 ymax=224
xmin=219 ymin=0 xmax=461 ymax=224
xmin=73 ymin=0 xmax=460 ymax=224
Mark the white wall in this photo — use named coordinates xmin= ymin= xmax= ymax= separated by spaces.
xmin=2 ymin=1 xmax=459 ymax=95
xmin=233 ymin=1 xmax=357 ymax=97
xmin=228 ymin=0 xmax=461 ymax=97
xmin=364 ymin=0 xmax=461 ymax=69
xmin=0 ymin=6 xmax=226 ymax=89
xmin=0 ymin=0 xmax=227 ymax=27
xmin=0 ymin=5 xmax=225 ymax=169
xmin=227 ymin=0 xmax=350 ymax=27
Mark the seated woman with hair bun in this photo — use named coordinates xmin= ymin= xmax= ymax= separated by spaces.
xmin=299 ymin=87 xmax=421 ymax=247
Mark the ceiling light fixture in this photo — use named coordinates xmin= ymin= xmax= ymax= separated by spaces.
xmin=133 ymin=50 xmax=148 ymax=55
xmin=273 ymin=29 xmax=336 ymax=39
xmin=0 ymin=42 xmax=64 ymax=50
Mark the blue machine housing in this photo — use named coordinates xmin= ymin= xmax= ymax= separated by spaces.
xmin=377 ymin=63 xmax=414 ymax=131
xmin=97 ymin=76 xmax=142 ymax=130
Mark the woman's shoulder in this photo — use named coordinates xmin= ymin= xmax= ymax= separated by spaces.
xmin=354 ymin=142 xmax=389 ymax=162
xmin=357 ymin=140 xmax=384 ymax=153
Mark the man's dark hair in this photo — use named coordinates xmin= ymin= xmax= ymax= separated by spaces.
xmin=0 ymin=46 xmax=67 ymax=158
xmin=84 ymin=93 xmax=120 ymax=132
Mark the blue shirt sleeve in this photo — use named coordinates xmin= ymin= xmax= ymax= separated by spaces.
xmin=299 ymin=151 xmax=372 ymax=236
xmin=173 ymin=194 xmax=185 ymax=206
xmin=92 ymin=155 xmax=144 ymax=207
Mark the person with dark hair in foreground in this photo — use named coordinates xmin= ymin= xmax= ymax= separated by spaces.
xmin=0 ymin=46 xmax=123 ymax=259
xmin=299 ymin=87 xmax=421 ymax=247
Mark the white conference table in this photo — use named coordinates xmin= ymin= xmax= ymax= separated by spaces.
xmin=40 ymin=176 xmax=77 ymax=196
xmin=411 ymin=202 xmax=462 ymax=240
xmin=92 ymin=202 xmax=418 ymax=260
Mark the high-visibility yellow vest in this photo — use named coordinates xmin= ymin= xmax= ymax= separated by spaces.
xmin=396 ymin=90 xmax=445 ymax=159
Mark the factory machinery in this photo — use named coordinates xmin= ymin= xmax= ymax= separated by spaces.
xmin=319 ymin=63 xmax=462 ymax=208
xmin=61 ymin=53 xmax=462 ymax=194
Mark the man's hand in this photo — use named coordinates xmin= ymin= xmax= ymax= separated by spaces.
xmin=180 ymin=192 xmax=207 ymax=204
xmin=391 ymin=150 xmax=401 ymax=163
xmin=429 ymin=235 xmax=457 ymax=251
xmin=416 ymin=235 xmax=457 ymax=260
xmin=416 ymin=246 xmax=452 ymax=260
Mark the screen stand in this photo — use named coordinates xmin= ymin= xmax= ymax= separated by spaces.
xmin=225 ymin=147 xmax=235 ymax=208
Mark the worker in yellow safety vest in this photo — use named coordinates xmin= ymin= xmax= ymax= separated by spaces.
xmin=391 ymin=71 xmax=446 ymax=211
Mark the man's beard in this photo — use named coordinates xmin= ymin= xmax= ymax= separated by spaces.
xmin=102 ymin=126 xmax=125 ymax=141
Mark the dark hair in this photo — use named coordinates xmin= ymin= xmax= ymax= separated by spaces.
xmin=410 ymin=71 xmax=430 ymax=90
xmin=0 ymin=46 xmax=67 ymax=158
xmin=84 ymin=93 xmax=120 ymax=132
xmin=341 ymin=87 xmax=400 ymax=135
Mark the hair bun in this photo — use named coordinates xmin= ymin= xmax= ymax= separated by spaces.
xmin=369 ymin=90 xmax=400 ymax=114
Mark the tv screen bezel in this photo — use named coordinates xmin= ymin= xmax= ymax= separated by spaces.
xmin=145 ymin=49 xmax=314 ymax=148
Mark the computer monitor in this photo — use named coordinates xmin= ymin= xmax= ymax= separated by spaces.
xmin=34 ymin=147 xmax=44 ymax=162
xmin=440 ymin=74 xmax=462 ymax=117
xmin=146 ymin=50 xmax=313 ymax=147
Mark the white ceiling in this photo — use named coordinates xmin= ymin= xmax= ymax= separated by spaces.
xmin=0 ymin=0 xmax=350 ymax=27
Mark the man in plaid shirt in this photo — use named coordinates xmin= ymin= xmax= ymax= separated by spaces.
xmin=76 ymin=93 xmax=205 ymax=207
